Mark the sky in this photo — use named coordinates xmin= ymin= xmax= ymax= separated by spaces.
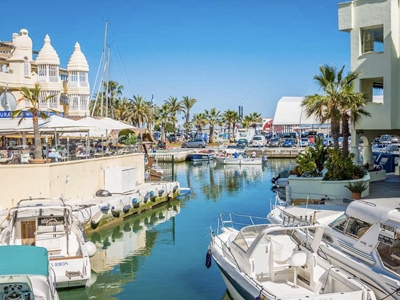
xmin=1 ymin=0 xmax=350 ymax=120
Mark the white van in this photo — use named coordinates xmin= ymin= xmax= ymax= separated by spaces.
xmin=249 ymin=135 xmax=266 ymax=147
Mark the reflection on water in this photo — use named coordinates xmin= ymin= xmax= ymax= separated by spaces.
xmin=59 ymin=159 xmax=292 ymax=300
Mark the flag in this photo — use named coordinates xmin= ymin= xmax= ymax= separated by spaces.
xmin=151 ymin=93 xmax=154 ymax=104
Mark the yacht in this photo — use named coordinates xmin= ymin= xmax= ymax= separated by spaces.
xmin=0 ymin=197 xmax=96 ymax=288
xmin=208 ymin=212 xmax=376 ymax=300
xmin=268 ymin=198 xmax=400 ymax=300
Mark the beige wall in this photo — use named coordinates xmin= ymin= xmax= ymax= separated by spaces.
xmin=0 ymin=153 xmax=145 ymax=210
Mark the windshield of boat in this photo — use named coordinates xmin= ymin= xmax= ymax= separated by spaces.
xmin=233 ymin=225 xmax=268 ymax=252
xmin=329 ymin=214 xmax=372 ymax=239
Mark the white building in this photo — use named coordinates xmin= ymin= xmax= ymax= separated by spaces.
xmin=0 ymin=29 xmax=90 ymax=117
xmin=338 ymin=0 xmax=400 ymax=164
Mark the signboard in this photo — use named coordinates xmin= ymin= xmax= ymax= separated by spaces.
xmin=0 ymin=111 xmax=63 ymax=118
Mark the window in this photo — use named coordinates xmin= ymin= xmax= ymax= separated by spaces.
xmin=330 ymin=215 xmax=372 ymax=239
xmin=361 ymin=26 xmax=384 ymax=53
xmin=361 ymin=77 xmax=384 ymax=103
xmin=24 ymin=57 xmax=29 ymax=77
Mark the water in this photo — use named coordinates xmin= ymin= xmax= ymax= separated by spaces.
xmin=59 ymin=159 xmax=293 ymax=300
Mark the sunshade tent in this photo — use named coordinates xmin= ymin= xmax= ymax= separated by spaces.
xmin=39 ymin=115 xmax=94 ymax=132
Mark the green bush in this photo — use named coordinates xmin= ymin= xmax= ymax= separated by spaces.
xmin=323 ymin=148 xmax=367 ymax=181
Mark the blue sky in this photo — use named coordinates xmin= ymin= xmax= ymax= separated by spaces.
xmin=1 ymin=0 xmax=350 ymax=119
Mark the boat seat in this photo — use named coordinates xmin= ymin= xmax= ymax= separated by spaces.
xmin=287 ymin=251 xmax=307 ymax=288
xmin=269 ymin=235 xmax=297 ymax=282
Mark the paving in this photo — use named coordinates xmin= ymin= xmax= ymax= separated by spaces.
xmin=365 ymin=173 xmax=400 ymax=199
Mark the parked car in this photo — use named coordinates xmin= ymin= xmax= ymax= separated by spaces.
xmin=181 ymin=138 xmax=207 ymax=148
xmin=268 ymin=137 xmax=280 ymax=147
xmin=249 ymin=135 xmax=266 ymax=147
xmin=236 ymin=138 xmax=248 ymax=147
xmin=299 ymin=138 xmax=310 ymax=147
xmin=281 ymin=138 xmax=296 ymax=147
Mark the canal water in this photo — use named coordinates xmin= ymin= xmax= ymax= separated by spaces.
xmin=59 ymin=159 xmax=293 ymax=300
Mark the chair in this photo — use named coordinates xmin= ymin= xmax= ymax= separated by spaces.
xmin=286 ymin=251 xmax=307 ymax=288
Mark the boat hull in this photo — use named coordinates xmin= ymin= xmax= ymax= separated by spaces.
xmin=215 ymin=157 xmax=262 ymax=165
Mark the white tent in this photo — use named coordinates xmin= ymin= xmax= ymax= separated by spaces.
xmin=273 ymin=97 xmax=326 ymax=126
xmin=98 ymin=117 xmax=135 ymax=130
xmin=39 ymin=115 xmax=94 ymax=132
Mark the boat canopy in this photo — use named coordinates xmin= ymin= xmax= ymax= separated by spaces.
xmin=0 ymin=245 xmax=49 ymax=277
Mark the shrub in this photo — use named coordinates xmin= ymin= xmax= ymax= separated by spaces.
xmin=323 ymin=148 xmax=367 ymax=181
xmin=345 ymin=180 xmax=369 ymax=193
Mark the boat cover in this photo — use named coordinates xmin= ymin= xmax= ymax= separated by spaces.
xmin=0 ymin=245 xmax=49 ymax=277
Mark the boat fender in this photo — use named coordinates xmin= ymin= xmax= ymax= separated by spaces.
xmin=85 ymin=241 xmax=97 ymax=257
xmin=132 ymin=198 xmax=138 ymax=204
xmin=150 ymin=191 xmax=154 ymax=197
xmin=205 ymin=249 xmax=212 ymax=268
xmin=123 ymin=205 xmax=131 ymax=214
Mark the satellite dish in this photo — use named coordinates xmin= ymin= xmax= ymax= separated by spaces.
xmin=0 ymin=92 xmax=17 ymax=111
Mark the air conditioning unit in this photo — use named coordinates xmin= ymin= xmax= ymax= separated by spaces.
xmin=104 ymin=167 xmax=136 ymax=194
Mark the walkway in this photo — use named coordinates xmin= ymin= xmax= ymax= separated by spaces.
xmin=365 ymin=173 xmax=400 ymax=199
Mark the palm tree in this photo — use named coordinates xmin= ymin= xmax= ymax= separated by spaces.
xmin=205 ymin=108 xmax=223 ymax=143
xmin=245 ymin=112 xmax=262 ymax=129
xmin=223 ymin=110 xmax=239 ymax=140
xmin=164 ymin=96 xmax=183 ymax=140
xmin=340 ymin=82 xmax=371 ymax=157
xmin=154 ymin=104 xmax=173 ymax=143
xmin=182 ymin=96 xmax=197 ymax=135
xmin=105 ymin=81 xmax=124 ymax=119
xmin=192 ymin=113 xmax=207 ymax=134
xmin=129 ymin=95 xmax=153 ymax=128
xmin=12 ymin=83 xmax=59 ymax=159
xmin=302 ymin=64 xmax=346 ymax=149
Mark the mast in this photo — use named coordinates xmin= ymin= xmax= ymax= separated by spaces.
xmin=100 ymin=21 xmax=108 ymax=117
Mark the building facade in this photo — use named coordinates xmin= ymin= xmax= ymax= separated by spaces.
xmin=0 ymin=29 xmax=90 ymax=117
xmin=339 ymin=0 xmax=400 ymax=164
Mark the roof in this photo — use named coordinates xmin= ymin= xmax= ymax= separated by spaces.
xmin=273 ymin=97 xmax=325 ymax=126
xmin=0 ymin=246 xmax=49 ymax=277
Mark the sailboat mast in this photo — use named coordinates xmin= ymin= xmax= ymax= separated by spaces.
xmin=100 ymin=21 xmax=108 ymax=117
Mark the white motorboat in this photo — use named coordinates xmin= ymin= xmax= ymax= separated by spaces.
xmin=0 ymin=245 xmax=59 ymax=299
xmin=214 ymin=156 xmax=264 ymax=165
xmin=268 ymin=198 xmax=400 ymax=300
xmin=208 ymin=212 xmax=376 ymax=300
xmin=0 ymin=197 xmax=96 ymax=288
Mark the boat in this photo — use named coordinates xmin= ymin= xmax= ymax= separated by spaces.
xmin=186 ymin=149 xmax=215 ymax=162
xmin=0 ymin=245 xmax=59 ymax=300
xmin=0 ymin=197 xmax=95 ymax=288
xmin=214 ymin=156 xmax=263 ymax=165
xmin=271 ymin=169 xmax=290 ymax=188
xmin=267 ymin=197 xmax=400 ymax=300
xmin=208 ymin=212 xmax=376 ymax=300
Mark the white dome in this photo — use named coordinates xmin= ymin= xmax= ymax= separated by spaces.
xmin=13 ymin=29 xmax=32 ymax=50
xmin=36 ymin=34 xmax=60 ymax=65
xmin=67 ymin=42 xmax=89 ymax=71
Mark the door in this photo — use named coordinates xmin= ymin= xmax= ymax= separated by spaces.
xmin=21 ymin=221 xmax=36 ymax=245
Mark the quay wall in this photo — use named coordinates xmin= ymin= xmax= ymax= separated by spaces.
xmin=0 ymin=153 xmax=145 ymax=209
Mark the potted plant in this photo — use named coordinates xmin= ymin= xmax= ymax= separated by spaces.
xmin=345 ymin=180 xmax=369 ymax=200
xmin=12 ymin=83 xmax=59 ymax=163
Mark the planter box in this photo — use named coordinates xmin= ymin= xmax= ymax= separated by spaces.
xmin=288 ymin=173 xmax=370 ymax=201
xmin=369 ymin=169 xmax=386 ymax=182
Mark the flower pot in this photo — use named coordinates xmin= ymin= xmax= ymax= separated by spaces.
xmin=351 ymin=192 xmax=362 ymax=200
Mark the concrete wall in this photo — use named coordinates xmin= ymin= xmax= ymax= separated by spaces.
xmin=0 ymin=153 xmax=145 ymax=210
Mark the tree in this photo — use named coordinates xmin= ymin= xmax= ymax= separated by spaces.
xmin=164 ymin=96 xmax=183 ymax=141
xmin=223 ymin=110 xmax=240 ymax=139
xmin=12 ymin=83 xmax=59 ymax=159
xmin=128 ymin=95 xmax=153 ymax=128
xmin=302 ymin=65 xmax=345 ymax=149
xmin=205 ymin=108 xmax=223 ymax=143
xmin=339 ymin=79 xmax=371 ymax=157
xmin=244 ymin=112 xmax=262 ymax=129
xmin=192 ymin=113 xmax=207 ymax=134
xmin=154 ymin=103 xmax=173 ymax=143
xmin=105 ymin=81 xmax=124 ymax=119
xmin=182 ymin=96 xmax=197 ymax=135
